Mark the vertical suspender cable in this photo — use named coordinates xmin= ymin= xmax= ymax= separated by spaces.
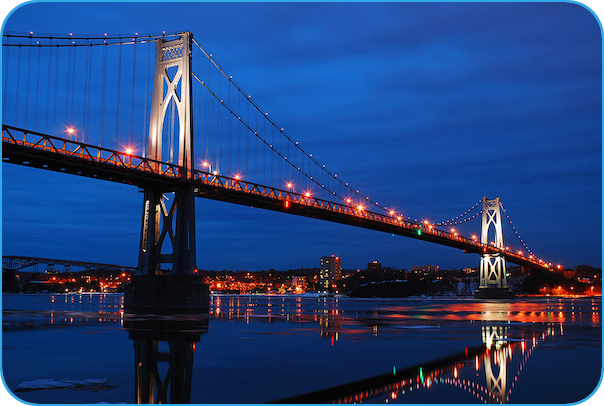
xmin=33 ymin=43 xmax=41 ymax=131
xmin=227 ymin=78 xmax=231 ymax=174
xmin=2 ymin=36 xmax=10 ymax=121
xmin=208 ymin=56 xmax=213 ymax=168
xmin=44 ymin=43 xmax=52 ymax=133
xmin=216 ymin=70 xmax=221 ymax=172
xmin=226 ymin=77 xmax=235 ymax=173
xmin=99 ymin=44 xmax=108 ymax=147
xmin=255 ymin=107 xmax=258 ymax=183
xmin=237 ymin=91 xmax=241 ymax=176
xmin=194 ymin=46 xmax=200 ymax=165
xmin=246 ymin=96 xmax=250 ymax=180
xmin=84 ymin=43 xmax=92 ymax=143
xmin=69 ymin=45 xmax=77 ymax=133
xmin=142 ymin=41 xmax=151 ymax=158
xmin=51 ymin=45 xmax=59 ymax=135
xmin=14 ymin=45 xmax=21 ymax=126
xmin=263 ymin=114 xmax=266 ymax=186
xmin=24 ymin=38 xmax=32 ymax=129
xmin=64 ymin=45 xmax=72 ymax=129
xmin=129 ymin=34 xmax=137 ymax=147
xmin=115 ymin=39 xmax=123 ymax=150
xmin=81 ymin=43 xmax=88 ymax=142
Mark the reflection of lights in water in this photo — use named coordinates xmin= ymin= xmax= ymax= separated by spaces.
xmin=332 ymin=323 xmax=557 ymax=405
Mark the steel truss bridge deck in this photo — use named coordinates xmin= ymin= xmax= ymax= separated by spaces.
xmin=2 ymin=125 xmax=547 ymax=270
xmin=2 ymin=255 xmax=137 ymax=272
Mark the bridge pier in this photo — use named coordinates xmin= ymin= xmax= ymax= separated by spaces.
xmin=474 ymin=287 xmax=515 ymax=299
xmin=124 ymin=274 xmax=209 ymax=311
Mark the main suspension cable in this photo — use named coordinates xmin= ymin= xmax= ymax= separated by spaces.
xmin=191 ymin=38 xmax=390 ymax=213
xmin=434 ymin=199 xmax=483 ymax=227
xmin=500 ymin=202 xmax=536 ymax=258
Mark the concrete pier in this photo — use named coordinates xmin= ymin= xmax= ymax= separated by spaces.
xmin=474 ymin=287 xmax=515 ymax=299
xmin=124 ymin=274 xmax=209 ymax=311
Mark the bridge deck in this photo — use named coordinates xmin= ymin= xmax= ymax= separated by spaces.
xmin=2 ymin=125 xmax=547 ymax=270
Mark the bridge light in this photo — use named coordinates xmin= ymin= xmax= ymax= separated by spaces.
xmin=389 ymin=210 xmax=395 ymax=215
xmin=125 ymin=148 xmax=133 ymax=155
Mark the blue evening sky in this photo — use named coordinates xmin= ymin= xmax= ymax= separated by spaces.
xmin=1 ymin=1 xmax=602 ymax=272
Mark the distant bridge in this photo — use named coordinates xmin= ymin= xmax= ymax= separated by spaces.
xmin=2 ymin=255 xmax=136 ymax=273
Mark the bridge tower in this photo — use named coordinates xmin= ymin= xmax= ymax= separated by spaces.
xmin=126 ymin=31 xmax=207 ymax=311
xmin=138 ymin=31 xmax=196 ymax=276
xmin=475 ymin=197 xmax=514 ymax=299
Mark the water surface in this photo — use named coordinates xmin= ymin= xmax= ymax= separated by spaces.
xmin=2 ymin=293 xmax=601 ymax=403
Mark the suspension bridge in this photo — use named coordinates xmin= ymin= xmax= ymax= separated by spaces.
xmin=2 ymin=31 xmax=553 ymax=302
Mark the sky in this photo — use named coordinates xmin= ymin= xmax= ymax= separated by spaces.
xmin=1 ymin=1 xmax=602 ymax=272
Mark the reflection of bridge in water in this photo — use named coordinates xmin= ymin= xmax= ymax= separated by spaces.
xmin=123 ymin=296 xmax=573 ymax=404
xmin=273 ymin=324 xmax=556 ymax=404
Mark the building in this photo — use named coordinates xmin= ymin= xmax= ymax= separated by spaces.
xmin=320 ymin=255 xmax=342 ymax=292
xmin=291 ymin=276 xmax=307 ymax=293
xmin=411 ymin=264 xmax=440 ymax=274
xmin=368 ymin=260 xmax=382 ymax=272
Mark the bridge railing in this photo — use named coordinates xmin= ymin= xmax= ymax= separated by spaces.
xmin=2 ymin=125 xmax=181 ymax=178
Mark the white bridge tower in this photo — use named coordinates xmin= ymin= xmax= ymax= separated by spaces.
xmin=475 ymin=197 xmax=514 ymax=298
xmin=137 ymin=31 xmax=196 ymax=276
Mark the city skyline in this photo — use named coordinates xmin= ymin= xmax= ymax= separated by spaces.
xmin=1 ymin=2 xmax=602 ymax=272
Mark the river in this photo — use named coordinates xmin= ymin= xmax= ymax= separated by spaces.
xmin=1 ymin=293 xmax=601 ymax=404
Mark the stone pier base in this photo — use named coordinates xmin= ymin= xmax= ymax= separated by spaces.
xmin=474 ymin=287 xmax=515 ymax=299
xmin=124 ymin=275 xmax=209 ymax=311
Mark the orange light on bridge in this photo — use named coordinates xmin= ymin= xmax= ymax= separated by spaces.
xmin=389 ymin=210 xmax=395 ymax=215
xmin=472 ymin=235 xmax=477 ymax=240
xmin=357 ymin=205 xmax=364 ymax=211
xmin=305 ymin=192 xmax=311 ymax=198
xmin=125 ymin=148 xmax=133 ymax=155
